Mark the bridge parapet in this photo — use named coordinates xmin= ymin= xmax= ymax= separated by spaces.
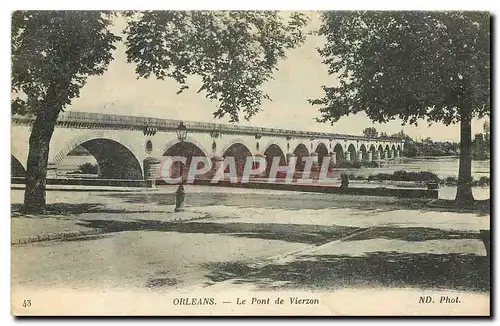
xmin=12 ymin=111 xmax=404 ymax=145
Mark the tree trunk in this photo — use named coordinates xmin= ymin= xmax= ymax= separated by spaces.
xmin=23 ymin=111 xmax=58 ymax=214
xmin=455 ymin=112 xmax=475 ymax=207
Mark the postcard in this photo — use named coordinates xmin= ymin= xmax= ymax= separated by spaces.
xmin=11 ymin=10 xmax=490 ymax=316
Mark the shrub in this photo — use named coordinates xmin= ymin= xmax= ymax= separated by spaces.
xmin=336 ymin=161 xmax=361 ymax=169
xmin=441 ymin=176 xmax=457 ymax=185
xmin=361 ymin=170 xmax=488 ymax=186
xmin=362 ymin=161 xmax=380 ymax=168
xmin=367 ymin=170 xmax=439 ymax=182
xmin=367 ymin=173 xmax=392 ymax=181
xmin=395 ymin=171 xmax=439 ymax=182
xmin=347 ymin=173 xmax=366 ymax=180
xmin=478 ymin=176 xmax=490 ymax=187
xmin=70 ymin=162 xmax=99 ymax=174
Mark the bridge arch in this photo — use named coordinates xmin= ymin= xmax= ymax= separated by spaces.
xmin=313 ymin=141 xmax=328 ymax=153
xmin=293 ymin=143 xmax=309 ymax=171
xmin=54 ymin=137 xmax=143 ymax=179
xmin=163 ymin=136 xmax=211 ymax=159
xmin=315 ymin=143 xmax=329 ymax=167
xmin=347 ymin=143 xmax=357 ymax=162
xmin=11 ymin=155 xmax=26 ymax=177
xmin=222 ymin=142 xmax=252 ymax=176
xmin=263 ymin=143 xmax=286 ymax=175
xmin=384 ymin=144 xmax=391 ymax=158
xmin=221 ymin=138 xmax=253 ymax=156
xmin=293 ymin=143 xmax=309 ymax=156
xmin=359 ymin=144 xmax=368 ymax=161
xmin=333 ymin=143 xmax=344 ymax=163
xmin=377 ymin=144 xmax=384 ymax=159
xmin=369 ymin=144 xmax=376 ymax=157
xmin=164 ymin=141 xmax=209 ymax=180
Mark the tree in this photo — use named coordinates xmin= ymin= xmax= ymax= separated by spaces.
xmin=472 ymin=120 xmax=490 ymax=160
xmin=483 ymin=119 xmax=490 ymax=145
xmin=362 ymin=127 xmax=378 ymax=138
xmin=310 ymin=11 xmax=490 ymax=206
xmin=423 ymin=137 xmax=433 ymax=144
xmin=402 ymin=141 xmax=418 ymax=157
xmin=391 ymin=130 xmax=412 ymax=142
xmin=483 ymin=120 xmax=490 ymax=133
xmin=12 ymin=11 xmax=309 ymax=213
xmin=12 ymin=11 xmax=120 ymax=213
xmin=123 ymin=11 xmax=309 ymax=122
xmin=472 ymin=133 xmax=487 ymax=160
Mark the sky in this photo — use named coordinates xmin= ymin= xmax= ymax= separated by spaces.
xmin=67 ymin=11 xmax=489 ymax=142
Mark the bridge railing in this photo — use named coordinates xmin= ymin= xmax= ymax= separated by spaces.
xmin=13 ymin=111 xmax=404 ymax=143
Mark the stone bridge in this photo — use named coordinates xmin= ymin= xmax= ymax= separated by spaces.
xmin=11 ymin=111 xmax=404 ymax=179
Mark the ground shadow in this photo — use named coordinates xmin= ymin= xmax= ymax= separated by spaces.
xmin=347 ymin=226 xmax=481 ymax=242
xmin=101 ymin=191 xmax=488 ymax=215
xmin=203 ymin=252 xmax=490 ymax=292
xmin=12 ymin=190 xmax=489 ymax=217
xmin=11 ymin=203 xmax=104 ymax=216
xmin=11 ymin=203 xmax=159 ymax=217
xmin=101 ymin=191 xmax=413 ymax=213
xmin=103 ymin=192 xmax=177 ymax=206
xmin=428 ymin=198 xmax=490 ymax=216
xmin=55 ymin=234 xmax=112 ymax=243
xmin=75 ymin=219 xmax=483 ymax=246
xmin=75 ymin=218 xmax=362 ymax=245
xmin=28 ymin=234 xmax=114 ymax=246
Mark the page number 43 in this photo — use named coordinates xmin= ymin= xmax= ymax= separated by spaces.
xmin=22 ymin=300 xmax=31 ymax=308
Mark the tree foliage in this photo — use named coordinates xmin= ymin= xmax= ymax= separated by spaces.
xmin=362 ymin=127 xmax=378 ymax=138
xmin=472 ymin=128 xmax=490 ymax=160
xmin=311 ymin=11 xmax=490 ymax=125
xmin=123 ymin=10 xmax=309 ymax=122
xmin=12 ymin=11 xmax=121 ymax=213
xmin=12 ymin=11 xmax=120 ymax=116
xmin=311 ymin=11 xmax=490 ymax=206
xmin=403 ymin=140 xmax=460 ymax=158
xmin=390 ymin=130 xmax=412 ymax=142
xmin=11 ymin=10 xmax=310 ymax=213
xmin=483 ymin=120 xmax=490 ymax=133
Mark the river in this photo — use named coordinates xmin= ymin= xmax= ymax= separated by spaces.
xmin=326 ymin=156 xmax=490 ymax=200
xmin=344 ymin=156 xmax=490 ymax=179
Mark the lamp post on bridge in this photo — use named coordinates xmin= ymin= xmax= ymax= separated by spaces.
xmin=175 ymin=122 xmax=187 ymax=212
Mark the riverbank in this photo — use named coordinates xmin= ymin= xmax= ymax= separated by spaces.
xmin=11 ymin=175 xmax=490 ymax=203
xmin=347 ymin=157 xmax=490 ymax=180
xmin=11 ymin=176 xmax=439 ymax=199
xmin=347 ymin=170 xmax=491 ymax=187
